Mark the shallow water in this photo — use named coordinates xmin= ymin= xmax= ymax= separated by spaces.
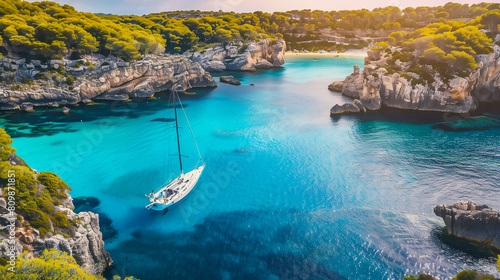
xmin=3 ymin=56 xmax=500 ymax=280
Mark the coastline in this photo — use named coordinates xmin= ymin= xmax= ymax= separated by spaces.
xmin=285 ymin=51 xmax=367 ymax=58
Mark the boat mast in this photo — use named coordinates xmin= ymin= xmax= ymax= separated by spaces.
xmin=173 ymin=90 xmax=183 ymax=173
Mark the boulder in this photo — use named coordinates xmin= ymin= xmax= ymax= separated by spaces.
xmin=434 ymin=201 xmax=500 ymax=251
xmin=330 ymin=103 xmax=360 ymax=115
xmin=328 ymin=81 xmax=344 ymax=92
xmin=255 ymin=60 xmax=274 ymax=69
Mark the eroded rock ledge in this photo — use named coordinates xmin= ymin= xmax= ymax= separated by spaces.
xmin=191 ymin=39 xmax=286 ymax=72
xmin=434 ymin=200 xmax=500 ymax=251
xmin=0 ymin=55 xmax=216 ymax=110
xmin=330 ymin=45 xmax=500 ymax=115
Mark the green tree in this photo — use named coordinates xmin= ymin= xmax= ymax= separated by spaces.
xmin=480 ymin=10 xmax=500 ymax=33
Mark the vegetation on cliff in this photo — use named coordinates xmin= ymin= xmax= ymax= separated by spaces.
xmin=0 ymin=128 xmax=77 ymax=238
xmin=385 ymin=17 xmax=494 ymax=78
xmin=0 ymin=249 xmax=101 ymax=279
xmin=0 ymin=249 xmax=138 ymax=280
xmin=357 ymin=3 xmax=500 ymax=92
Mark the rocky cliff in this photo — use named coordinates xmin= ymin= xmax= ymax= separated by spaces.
xmin=330 ymin=45 xmax=500 ymax=115
xmin=0 ymin=55 xmax=216 ymax=110
xmin=0 ymin=129 xmax=112 ymax=275
xmin=191 ymin=39 xmax=286 ymax=72
xmin=0 ymin=203 xmax=112 ymax=274
xmin=434 ymin=201 xmax=500 ymax=251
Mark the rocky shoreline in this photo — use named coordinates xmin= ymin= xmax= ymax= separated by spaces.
xmin=0 ymin=129 xmax=112 ymax=275
xmin=329 ymin=45 xmax=500 ymax=115
xmin=434 ymin=201 xmax=500 ymax=252
xmin=0 ymin=39 xmax=286 ymax=111
xmin=0 ymin=55 xmax=216 ymax=111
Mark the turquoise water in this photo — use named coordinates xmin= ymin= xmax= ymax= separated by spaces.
xmin=2 ymin=56 xmax=500 ymax=279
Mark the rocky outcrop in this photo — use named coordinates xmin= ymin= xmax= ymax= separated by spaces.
xmin=219 ymin=76 xmax=241 ymax=85
xmin=191 ymin=39 xmax=286 ymax=72
xmin=0 ymin=55 xmax=216 ymax=110
xmin=330 ymin=103 xmax=360 ymax=114
xmin=331 ymin=45 xmax=500 ymax=115
xmin=0 ymin=141 xmax=112 ymax=274
xmin=0 ymin=196 xmax=112 ymax=274
xmin=434 ymin=201 xmax=500 ymax=251
xmin=330 ymin=99 xmax=366 ymax=115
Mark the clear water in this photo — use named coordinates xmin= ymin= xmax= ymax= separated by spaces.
xmin=2 ymin=56 xmax=500 ymax=280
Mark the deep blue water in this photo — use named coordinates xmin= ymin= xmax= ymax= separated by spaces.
xmin=2 ymin=56 xmax=500 ymax=280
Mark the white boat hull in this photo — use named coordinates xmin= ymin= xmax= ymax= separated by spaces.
xmin=146 ymin=165 xmax=205 ymax=211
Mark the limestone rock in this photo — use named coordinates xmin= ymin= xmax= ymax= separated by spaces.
xmin=342 ymin=66 xmax=364 ymax=99
xmin=332 ymin=46 xmax=500 ymax=115
xmin=220 ymin=76 xmax=241 ymax=86
xmin=434 ymin=200 xmax=500 ymax=250
xmin=0 ymin=55 xmax=217 ymax=110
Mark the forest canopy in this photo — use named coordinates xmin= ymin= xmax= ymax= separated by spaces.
xmin=0 ymin=0 xmax=499 ymax=61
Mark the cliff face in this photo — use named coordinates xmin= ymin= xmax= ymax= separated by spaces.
xmin=331 ymin=46 xmax=500 ymax=115
xmin=0 ymin=55 xmax=216 ymax=110
xmin=434 ymin=201 xmax=500 ymax=251
xmin=191 ymin=39 xmax=286 ymax=72
xmin=0 ymin=198 xmax=112 ymax=273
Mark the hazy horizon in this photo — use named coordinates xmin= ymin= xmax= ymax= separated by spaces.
xmin=27 ymin=0 xmax=492 ymax=15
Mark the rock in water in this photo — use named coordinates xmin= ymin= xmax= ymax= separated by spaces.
xmin=220 ymin=76 xmax=241 ymax=86
xmin=330 ymin=103 xmax=360 ymax=115
xmin=192 ymin=39 xmax=286 ymax=72
xmin=434 ymin=201 xmax=500 ymax=251
xmin=328 ymin=81 xmax=344 ymax=92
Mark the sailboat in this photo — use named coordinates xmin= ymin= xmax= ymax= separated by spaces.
xmin=145 ymin=89 xmax=205 ymax=211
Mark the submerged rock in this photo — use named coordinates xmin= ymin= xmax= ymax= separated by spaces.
xmin=434 ymin=201 xmax=500 ymax=251
xmin=220 ymin=76 xmax=241 ymax=86
xmin=73 ymin=196 xmax=101 ymax=213
xmin=432 ymin=113 xmax=500 ymax=131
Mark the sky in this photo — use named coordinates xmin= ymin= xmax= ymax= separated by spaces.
xmin=29 ymin=0 xmax=493 ymax=15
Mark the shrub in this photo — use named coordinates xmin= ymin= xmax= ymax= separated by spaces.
xmin=21 ymin=77 xmax=35 ymax=85
xmin=238 ymin=44 xmax=248 ymax=54
xmin=452 ymin=271 xmax=478 ymax=280
xmin=53 ymin=212 xmax=70 ymax=228
xmin=10 ymin=84 xmax=23 ymax=91
xmin=3 ymin=75 xmax=15 ymax=84
xmin=65 ymin=75 xmax=75 ymax=86
xmin=34 ymin=73 xmax=47 ymax=80
xmin=85 ymin=60 xmax=96 ymax=69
